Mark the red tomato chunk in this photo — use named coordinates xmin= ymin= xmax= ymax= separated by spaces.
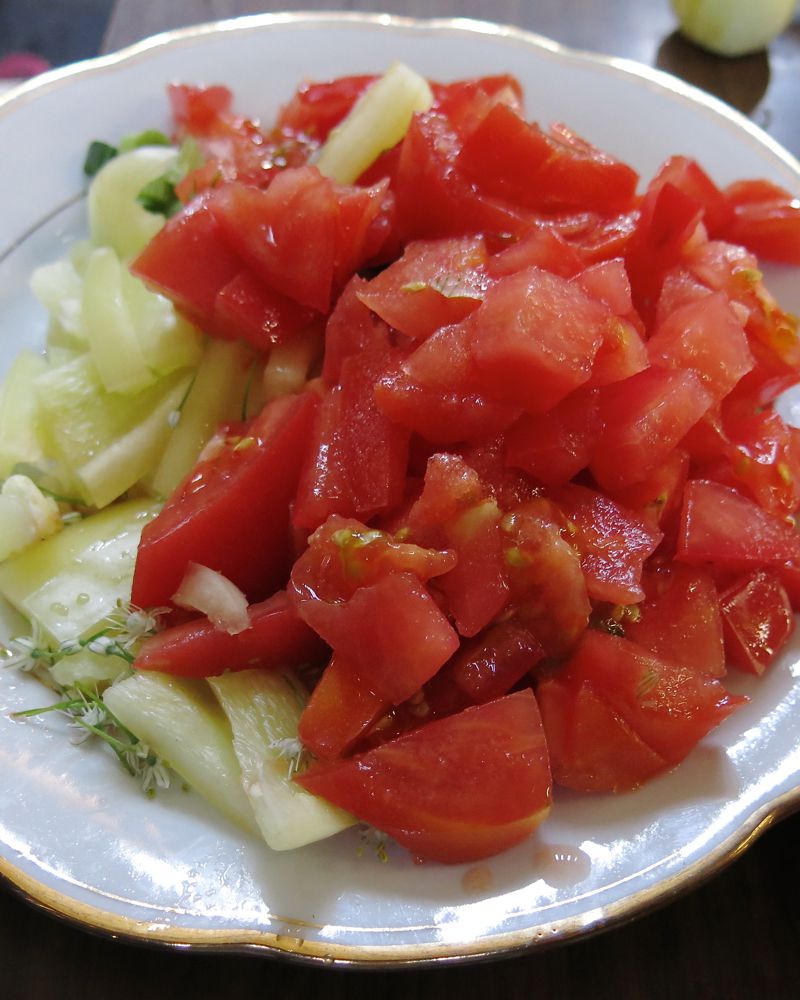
xmin=125 ymin=73 xmax=800 ymax=865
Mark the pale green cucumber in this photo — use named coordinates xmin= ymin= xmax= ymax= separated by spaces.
xmin=83 ymin=248 xmax=155 ymax=394
xmin=149 ymin=339 xmax=252 ymax=498
xmin=33 ymin=355 xmax=190 ymax=506
xmin=0 ymin=350 xmax=48 ymax=476
xmin=50 ymin=649 xmax=129 ymax=688
xmin=30 ymin=257 xmax=86 ymax=345
xmin=0 ymin=498 xmax=157 ymax=643
xmin=209 ymin=670 xmax=355 ymax=851
xmin=121 ymin=267 xmax=203 ymax=377
xmin=88 ymin=146 xmax=179 ymax=258
xmin=315 ymin=62 xmax=433 ymax=185
xmin=77 ymin=371 xmax=193 ymax=508
xmin=104 ymin=672 xmax=258 ymax=834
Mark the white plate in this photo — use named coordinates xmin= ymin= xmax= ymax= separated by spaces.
xmin=1 ymin=12 xmax=799 ymax=967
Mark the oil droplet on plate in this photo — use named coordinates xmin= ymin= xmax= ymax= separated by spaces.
xmin=532 ymin=843 xmax=592 ymax=888
xmin=76 ymin=593 xmax=91 ymax=606
xmin=461 ymin=864 xmax=493 ymax=894
xmin=48 ymin=602 xmax=70 ymax=617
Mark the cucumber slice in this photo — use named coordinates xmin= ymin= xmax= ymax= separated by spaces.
xmin=30 ymin=257 xmax=86 ymax=345
xmin=33 ymin=355 xmax=191 ymax=506
xmin=121 ymin=267 xmax=203 ymax=378
xmin=149 ymin=339 xmax=253 ymax=498
xmin=50 ymin=649 xmax=129 ymax=689
xmin=88 ymin=146 xmax=179 ymax=259
xmin=104 ymin=671 xmax=258 ymax=835
xmin=0 ymin=498 xmax=157 ymax=643
xmin=315 ymin=62 xmax=433 ymax=185
xmin=0 ymin=350 xmax=48 ymax=476
xmin=209 ymin=670 xmax=354 ymax=851
xmin=83 ymin=248 xmax=154 ymax=395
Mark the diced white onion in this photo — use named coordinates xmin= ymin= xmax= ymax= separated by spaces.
xmin=172 ymin=562 xmax=251 ymax=635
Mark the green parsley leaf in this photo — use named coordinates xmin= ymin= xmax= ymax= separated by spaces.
xmin=83 ymin=140 xmax=118 ymax=177
xmin=136 ymin=175 xmax=181 ymax=217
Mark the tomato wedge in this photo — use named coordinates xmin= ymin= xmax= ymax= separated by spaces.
xmin=297 ymin=690 xmax=552 ymax=863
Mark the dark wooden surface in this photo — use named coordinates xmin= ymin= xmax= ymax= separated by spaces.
xmin=3 ymin=2 xmax=800 ymax=997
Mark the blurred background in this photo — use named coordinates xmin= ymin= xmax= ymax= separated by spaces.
xmin=0 ymin=0 xmax=114 ymax=75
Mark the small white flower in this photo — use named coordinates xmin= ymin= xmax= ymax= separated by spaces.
xmin=104 ymin=602 xmax=167 ymax=650
xmin=268 ymin=736 xmax=308 ymax=779
xmin=58 ymin=638 xmax=83 ymax=657
xmin=2 ymin=623 xmax=54 ymax=672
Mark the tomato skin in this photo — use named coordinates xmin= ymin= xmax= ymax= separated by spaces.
xmin=541 ymin=630 xmax=745 ymax=769
xmin=406 ymin=454 xmax=510 ymax=637
xmin=538 ymin=677 xmax=667 ymax=793
xmin=210 ymin=170 xmax=338 ymax=312
xmin=213 ymin=269 xmax=318 ymax=351
xmin=647 ymin=155 xmax=732 ymax=236
xmin=469 ymin=267 xmax=607 ymax=412
xmin=554 ymin=484 xmax=662 ymax=605
xmin=646 ymin=292 xmax=754 ymax=402
xmin=296 ymin=690 xmax=552 ymax=864
xmin=504 ymin=388 xmax=600 ymax=489
xmin=294 ymin=335 xmax=410 ymax=532
xmin=719 ymin=179 xmax=800 ymax=264
xmin=719 ymin=570 xmax=796 ymax=675
xmin=375 ymin=319 xmax=520 ymax=445
xmin=277 ymin=75 xmax=378 ymax=139
xmin=294 ymin=570 xmax=460 ymax=705
xmin=134 ymin=591 xmax=325 ymax=678
xmin=130 ymin=194 xmax=242 ymax=331
xmin=131 ymin=392 xmax=318 ymax=609
xmin=298 ymin=653 xmax=390 ymax=760
xmin=425 ymin=620 xmax=544 ymax=717
xmin=590 ymin=367 xmax=713 ymax=491
xmin=393 ymin=112 xmax=529 ymax=243
xmin=676 ymin=479 xmax=800 ymax=569
xmin=624 ymin=565 xmax=726 ymax=677
xmin=356 ymin=237 xmax=490 ymax=340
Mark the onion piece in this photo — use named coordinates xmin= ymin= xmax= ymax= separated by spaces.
xmin=671 ymin=0 xmax=796 ymax=57
xmin=172 ymin=562 xmax=251 ymax=635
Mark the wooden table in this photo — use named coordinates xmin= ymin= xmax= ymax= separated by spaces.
xmin=4 ymin=2 xmax=800 ymax=997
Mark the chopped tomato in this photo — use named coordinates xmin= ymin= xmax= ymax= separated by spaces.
xmin=719 ymin=570 xmax=795 ymax=675
xmin=469 ymin=266 xmax=607 ymax=411
xmin=554 ymin=484 xmax=662 ymax=605
xmin=539 ymin=630 xmax=745 ymax=784
xmin=132 ymin=392 xmax=318 ymax=609
xmin=676 ymin=479 xmax=800 ymax=568
xmin=297 ymin=690 xmax=552 ymax=863
xmin=624 ymin=565 xmax=726 ymax=677
xmin=719 ymin=179 xmax=800 ymax=264
xmin=134 ymin=591 xmax=325 ymax=678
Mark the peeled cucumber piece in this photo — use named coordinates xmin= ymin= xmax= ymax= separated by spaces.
xmin=88 ymin=145 xmax=179 ymax=259
xmin=83 ymin=248 xmax=154 ymax=394
xmin=104 ymin=672 xmax=259 ymax=835
xmin=50 ymin=648 xmax=129 ymax=688
xmin=0 ymin=475 xmax=62 ymax=562
xmin=209 ymin=670 xmax=355 ymax=851
xmin=0 ymin=498 xmax=157 ymax=643
xmin=30 ymin=257 xmax=87 ymax=347
xmin=315 ymin=62 xmax=433 ymax=184
xmin=149 ymin=339 xmax=253 ymax=498
xmin=34 ymin=355 xmax=192 ymax=507
xmin=0 ymin=350 xmax=48 ymax=476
